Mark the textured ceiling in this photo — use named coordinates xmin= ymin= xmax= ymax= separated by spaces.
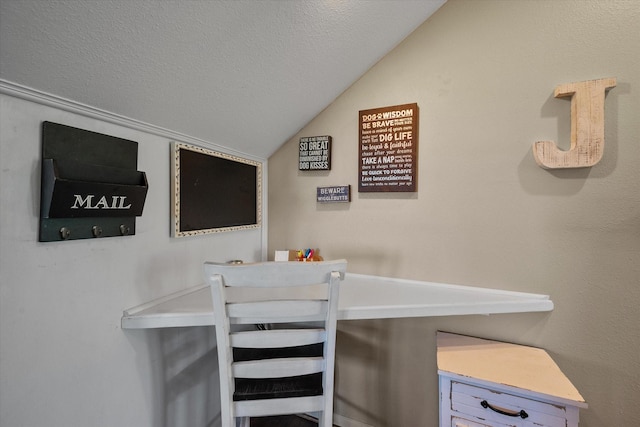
xmin=0 ymin=0 xmax=445 ymax=158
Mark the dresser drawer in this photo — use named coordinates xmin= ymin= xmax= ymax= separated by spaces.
xmin=450 ymin=381 xmax=568 ymax=427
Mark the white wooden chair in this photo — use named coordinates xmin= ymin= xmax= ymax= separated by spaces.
xmin=205 ymin=260 xmax=347 ymax=427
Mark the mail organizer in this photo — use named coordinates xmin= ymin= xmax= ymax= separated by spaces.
xmin=39 ymin=122 xmax=148 ymax=242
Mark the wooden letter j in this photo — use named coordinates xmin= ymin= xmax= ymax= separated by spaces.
xmin=533 ymin=77 xmax=616 ymax=169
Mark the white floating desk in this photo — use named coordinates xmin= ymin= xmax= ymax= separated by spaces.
xmin=122 ymin=273 xmax=553 ymax=329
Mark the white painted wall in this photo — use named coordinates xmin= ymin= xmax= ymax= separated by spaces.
xmin=268 ymin=1 xmax=640 ymax=426
xmin=0 ymin=91 xmax=266 ymax=426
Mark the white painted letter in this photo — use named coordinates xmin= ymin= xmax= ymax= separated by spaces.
xmin=71 ymin=194 xmax=94 ymax=209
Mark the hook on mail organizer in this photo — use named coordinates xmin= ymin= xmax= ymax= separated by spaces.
xmin=39 ymin=122 xmax=149 ymax=242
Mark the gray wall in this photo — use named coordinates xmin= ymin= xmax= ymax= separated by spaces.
xmin=0 ymin=92 xmax=266 ymax=426
xmin=268 ymin=1 xmax=640 ymax=425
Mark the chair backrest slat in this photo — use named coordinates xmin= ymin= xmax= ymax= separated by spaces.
xmin=227 ymin=300 xmax=327 ymax=321
xmin=230 ymin=329 xmax=326 ymax=349
xmin=233 ymin=357 xmax=325 ymax=379
xmin=235 ymin=395 xmax=325 ymax=419
xmin=206 ymin=260 xmax=345 ymax=288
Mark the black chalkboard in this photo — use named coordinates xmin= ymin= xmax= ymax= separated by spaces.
xmin=172 ymin=143 xmax=261 ymax=236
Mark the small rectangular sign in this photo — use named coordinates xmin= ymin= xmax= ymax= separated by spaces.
xmin=299 ymin=136 xmax=331 ymax=170
xmin=316 ymin=185 xmax=351 ymax=203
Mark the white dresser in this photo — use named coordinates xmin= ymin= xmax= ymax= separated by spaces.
xmin=437 ymin=332 xmax=587 ymax=427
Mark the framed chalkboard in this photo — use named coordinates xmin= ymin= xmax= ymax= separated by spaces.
xmin=171 ymin=142 xmax=262 ymax=237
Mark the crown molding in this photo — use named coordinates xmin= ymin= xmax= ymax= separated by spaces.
xmin=0 ymin=79 xmax=265 ymax=162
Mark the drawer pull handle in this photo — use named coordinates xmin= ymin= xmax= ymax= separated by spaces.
xmin=480 ymin=400 xmax=529 ymax=419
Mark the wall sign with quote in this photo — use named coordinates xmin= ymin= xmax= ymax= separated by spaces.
xmin=359 ymin=103 xmax=418 ymax=192
xmin=316 ymin=185 xmax=351 ymax=203
xmin=299 ymin=135 xmax=331 ymax=170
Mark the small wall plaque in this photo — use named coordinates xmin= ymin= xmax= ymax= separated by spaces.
xmin=317 ymin=185 xmax=351 ymax=203
xmin=299 ymin=136 xmax=331 ymax=170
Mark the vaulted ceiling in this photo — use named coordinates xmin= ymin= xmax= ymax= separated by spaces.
xmin=0 ymin=0 xmax=445 ymax=158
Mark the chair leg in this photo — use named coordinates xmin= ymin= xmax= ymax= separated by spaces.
xmin=236 ymin=416 xmax=250 ymax=427
xmin=318 ymin=412 xmax=331 ymax=427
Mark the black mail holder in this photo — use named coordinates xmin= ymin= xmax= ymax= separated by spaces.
xmin=39 ymin=122 xmax=149 ymax=242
